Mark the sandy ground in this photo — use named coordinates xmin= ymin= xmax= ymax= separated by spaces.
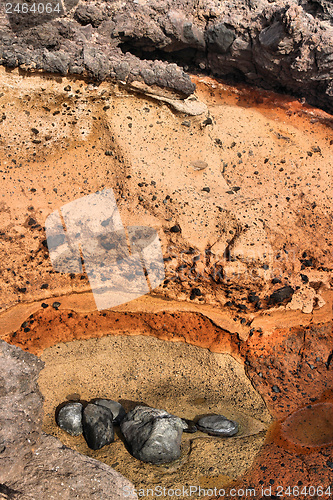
xmin=39 ymin=334 xmax=270 ymax=493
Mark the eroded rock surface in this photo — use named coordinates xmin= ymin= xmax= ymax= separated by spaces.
xmin=1 ymin=0 xmax=333 ymax=111
xmin=0 ymin=340 xmax=137 ymax=499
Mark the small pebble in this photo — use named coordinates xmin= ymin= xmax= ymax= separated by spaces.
xmin=190 ymin=160 xmax=208 ymax=171
xmin=93 ymin=399 xmax=126 ymax=424
xmin=56 ymin=402 xmax=83 ymax=436
xmin=182 ymin=419 xmax=197 ymax=433
xmin=197 ymin=415 xmax=239 ymax=437
xmin=268 ymin=286 xmax=294 ymax=305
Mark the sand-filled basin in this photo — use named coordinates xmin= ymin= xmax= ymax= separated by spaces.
xmin=38 ymin=334 xmax=271 ymax=492
xmin=280 ymin=402 xmax=333 ymax=451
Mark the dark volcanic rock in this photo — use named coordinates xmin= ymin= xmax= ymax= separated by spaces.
xmin=93 ymin=398 xmax=126 ymax=424
xmin=197 ymin=415 xmax=239 ymax=437
xmin=82 ymin=403 xmax=114 ymax=450
xmin=56 ymin=402 xmax=83 ymax=436
xmin=205 ymin=23 xmax=236 ymax=54
xmin=268 ymin=285 xmax=294 ymax=305
xmin=120 ymin=406 xmax=184 ymax=464
xmin=0 ymin=1 xmax=332 ymax=111
xmin=0 ymin=340 xmax=137 ymax=499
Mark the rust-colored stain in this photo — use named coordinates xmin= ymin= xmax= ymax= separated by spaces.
xmin=6 ymin=308 xmax=240 ymax=358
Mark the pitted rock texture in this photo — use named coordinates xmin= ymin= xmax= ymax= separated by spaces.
xmin=0 ymin=340 xmax=137 ymax=499
xmin=0 ymin=340 xmax=44 ymax=487
xmin=1 ymin=0 xmax=333 ymax=111
xmin=0 ymin=70 xmax=332 ymax=343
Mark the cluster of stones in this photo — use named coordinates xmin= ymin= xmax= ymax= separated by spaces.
xmin=56 ymin=400 xmax=239 ymax=464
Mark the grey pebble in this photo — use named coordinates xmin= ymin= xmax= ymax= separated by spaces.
xmin=181 ymin=418 xmax=197 ymax=433
xmin=197 ymin=415 xmax=239 ymax=437
xmin=93 ymin=399 xmax=126 ymax=424
xmin=56 ymin=402 xmax=83 ymax=436
xmin=82 ymin=403 xmax=114 ymax=450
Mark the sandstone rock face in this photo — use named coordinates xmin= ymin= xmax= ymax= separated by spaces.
xmin=0 ymin=67 xmax=332 ymax=496
xmin=1 ymin=0 xmax=333 ymax=111
xmin=0 ymin=340 xmax=137 ymax=499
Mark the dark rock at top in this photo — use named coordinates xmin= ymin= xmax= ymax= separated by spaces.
xmin=120 ymin=406 xmax=184 ymax=464
xmin=197 ymin=415 xmax=239 ymax=437
xmin=93 ymin=399 xmax=126 ymax=424
xmin=205 ymin=23 xmax=236 ymax=53
xmin=268 ymin=285 xmax=294 ymax=305
xmin=56 ymin=402 xmax=83 ymax=436
xmin=82 ymin=403 xmax=114 ymax=450
xmin=0 ymin=1 xmax=332 ymax=112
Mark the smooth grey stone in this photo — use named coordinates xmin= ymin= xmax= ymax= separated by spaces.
xmin=94 ymin=399 xmax=126 ymax=424
xmin=56 ymin=402 xmax=83 ymax=436
xmin=197 ymin=415 xmax=239 ymax=437
xmin=82 ymin=403 xmax=114 ymax=450
xmin=120 ymin=406 xmax=184 ymax=464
